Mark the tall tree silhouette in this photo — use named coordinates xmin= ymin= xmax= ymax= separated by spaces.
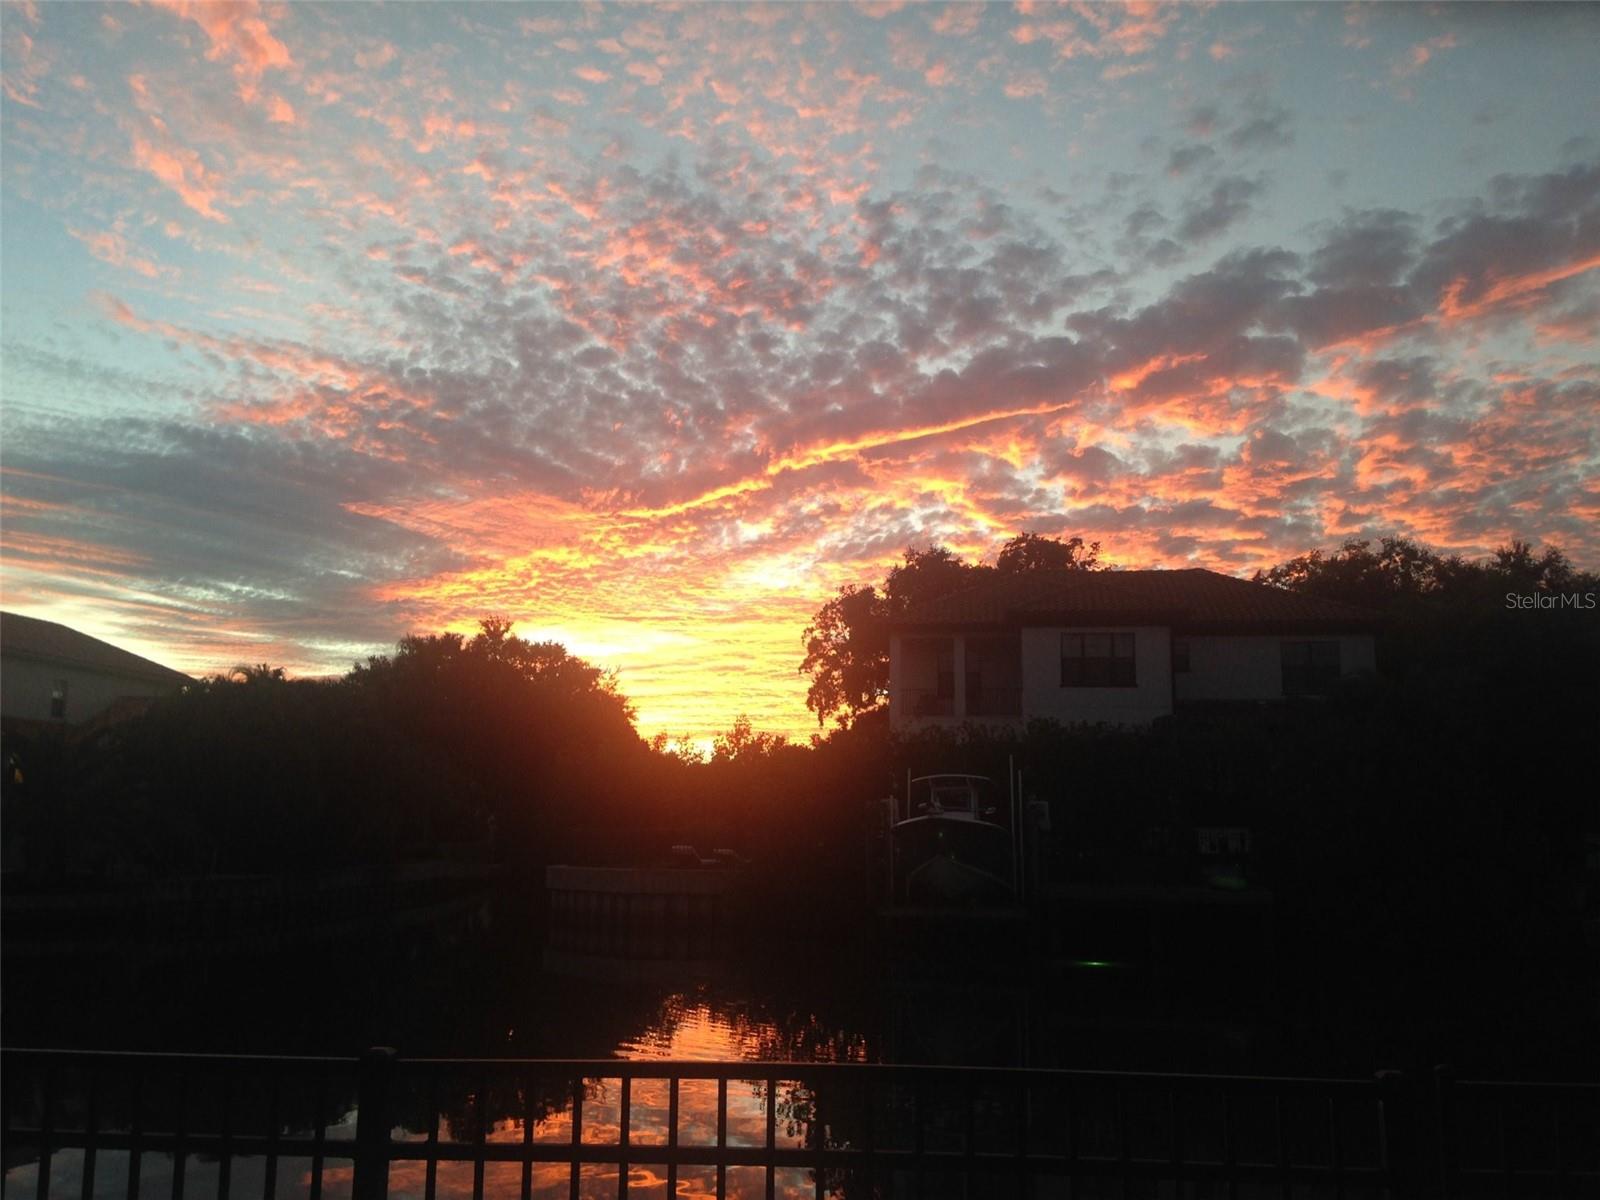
xmin=995 ymin=531 xmax=1100 ymax=573
xmin=800 ymin=584 xmax=888 ymax=728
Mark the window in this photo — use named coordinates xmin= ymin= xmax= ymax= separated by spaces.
xmin=49 ymin=679 xmax=68 ymax=720
xmin=1282 ymin=640 xmax=1341 ymax=696
xmin=1061 ymin=632 xmax=1136 ymax=687
xmin=935 ymin=645 xmax=954 ymax=701
xmin=1172 ymin=637 xmax=1191 ymax=673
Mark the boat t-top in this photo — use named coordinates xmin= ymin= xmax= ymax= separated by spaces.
xmin=888 ymin=774 xmax=1019 ymax=906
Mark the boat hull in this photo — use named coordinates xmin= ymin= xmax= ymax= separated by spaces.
xmin=893 ymin=816 xmax=1014 ymax=905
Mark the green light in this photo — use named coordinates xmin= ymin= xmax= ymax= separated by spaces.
xmin=1066 ymin=959 xmax=1119 ymax=969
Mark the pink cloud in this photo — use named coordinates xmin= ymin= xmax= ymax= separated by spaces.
xmin=127 ymin=124 xmax=229 ymax=222
xmin=519 ymin=16 xmax=566 ymax=36
xmin=353 ymin=42 xmax=397 ymax=70
xmin=1012 ymin=0 xmax=1180 ymax=60
xmin=266 ymin=93 xmax=297 ymax=125
xmin=1102 ymin=61 xmax=1153 ymax=81
xmin=1003 ymin=71 xmax=1047 ymax=99
xmin=931 ymin=5 xmax=985 ymax=37
xmin=1 ymin=25 xmax=49 ymax=108
xmin=67 ymin=224 xmax=174 ymax=280
xmin=144 ymin=0 xmax=293 ymax=106
xmin=626 ymin=61 xmax=664 ymax=86
xmin=1394 ymin=32 xmax=1459 ymax=79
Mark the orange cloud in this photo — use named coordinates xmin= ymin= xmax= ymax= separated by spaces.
xmin=620 ymin=398 xmax=1086 ymax=519
xmin=1108 ymin=352 xmax=1207 ymax=392
xmin=1 ymin=529 xmax=152 ymax=575
xmin=1437 ymin=253 xmax=1600 ymax=325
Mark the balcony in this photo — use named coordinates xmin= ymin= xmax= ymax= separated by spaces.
xmin=967 ymin=686 xmax=1022 ymax=717
xmin=900 ymin=688 xmax=954 ymax=718
xmin=896 ymin=687 xmax=1022 ymax=720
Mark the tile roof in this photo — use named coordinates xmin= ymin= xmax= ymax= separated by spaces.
xmin=894 ymin=568 xmax=1381 ymax=632
xmin=0 ymin=612 xmax=193 ymax=686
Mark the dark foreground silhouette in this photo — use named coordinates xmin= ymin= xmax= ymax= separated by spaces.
xmin=2 ymin=534 xmax=1596 ymax=1085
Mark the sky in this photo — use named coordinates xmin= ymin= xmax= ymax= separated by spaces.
xmin=2 ymin=1 xmax=1597 ymax=742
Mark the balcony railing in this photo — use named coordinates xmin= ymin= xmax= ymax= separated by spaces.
xmin=899 ymin=689 xmax=953 ymax=718
xmin=966 ymin=687 xmax=1022 ymax=718
xmin=4 ymin=1048 xmax=1595 ymax=1198
xmin=898 ymin=689 xmax=1021 ymax=719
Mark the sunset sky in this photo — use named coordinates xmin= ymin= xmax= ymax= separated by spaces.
xmin=2 ymin=1 xmax=1597 ymax=741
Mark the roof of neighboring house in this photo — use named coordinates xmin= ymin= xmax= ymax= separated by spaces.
xmin=893 ymin=568 xmax=1382 ymax=634
xmin=0 ymin=612 xmax=193 ymax=686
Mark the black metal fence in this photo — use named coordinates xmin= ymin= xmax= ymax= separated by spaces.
xmin=3 ymin=1048 xmax=1595 ymax=1199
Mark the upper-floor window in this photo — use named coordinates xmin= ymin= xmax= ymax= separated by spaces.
xmin=1172 ymin=637 xmax=1191 ymax=673
xmin=1061 ymin=632 xmax=1136 ymax=687
xmin=49 ymin=679 xmax=68 ymax=719
xmin=1281 ymin=640 xmax=1340 ymax=696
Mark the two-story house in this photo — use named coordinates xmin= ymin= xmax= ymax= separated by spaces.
xmin=888 ymin=568 xmax=1378 ymax=730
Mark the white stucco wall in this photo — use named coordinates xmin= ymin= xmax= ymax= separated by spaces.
xmin=887 ymin=632 xmax=904 ymax=727
xmin=0 ymin=655 xmax=179 ymax=724
xmin=1020 ymin=626 xmax=1173 ymax=727
xmin=1173 ymin=634 xmax=1376 ymax=702
xmin=891 ymin=627 xmax=1378 ymax=728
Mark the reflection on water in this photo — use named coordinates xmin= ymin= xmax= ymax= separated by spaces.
xmin=3 ymin=995 xmax=861 ymax=1200
xmin=617 ymin=993 xmax=871 ymax=1064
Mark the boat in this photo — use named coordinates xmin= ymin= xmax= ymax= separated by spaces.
xmin=888 ymin=774 xmax=1018 ymax=906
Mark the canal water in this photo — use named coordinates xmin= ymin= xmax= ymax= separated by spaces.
xmin=4 ymin=896 xmax=1593 ymax=1198
xmin=5 ymin=927 xmax=1308 ymax=1071
xmin=7 ymin=890 xmax=1592 ymax=1074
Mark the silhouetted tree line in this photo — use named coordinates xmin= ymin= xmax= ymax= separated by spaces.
xmin=3 ymin=619 xmax=643 ymax=881
xmin=4 ymin=533 xmax=1596 ymax=1025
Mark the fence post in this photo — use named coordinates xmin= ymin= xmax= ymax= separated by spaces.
xmin=1376 ymin=1070 xmax=1417 ymax=1200
xmin=1430 ymin=1064 xmax=1454 ymax=1200
xmin=353 ymin=1047 xmax=397 ymax=1200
